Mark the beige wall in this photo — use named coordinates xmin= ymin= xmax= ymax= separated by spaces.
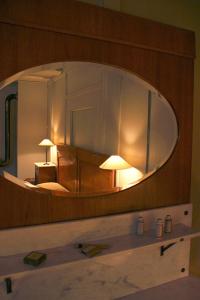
xmin=78 ymin=0 xmax=200 ymax=276
xmin=18 ymin=80 xmax=48 ymax=179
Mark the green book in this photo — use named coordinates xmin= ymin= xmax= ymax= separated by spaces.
xmin=23 ymin=252 xmax=47 ymax=266
xmin=81 ymin=246 xmax=102 ymax=257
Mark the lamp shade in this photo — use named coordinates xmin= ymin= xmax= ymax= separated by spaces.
xmin=99 ymin=155 xmax=132 ymax=170
xmin=38 ymin=138 xmax=54 ymax=147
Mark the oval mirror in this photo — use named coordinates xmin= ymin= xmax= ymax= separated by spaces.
xmin=0 ymin=62 xmax=178 ymax=195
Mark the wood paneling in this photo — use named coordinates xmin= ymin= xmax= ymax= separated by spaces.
xmin=0 ymin=0 xmax=195 ymax=229
xmin=0 ymin=0 xmax=195 ymax=58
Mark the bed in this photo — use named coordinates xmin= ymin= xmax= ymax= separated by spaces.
xmin=2 ymin=144 xmax=117 ymax=195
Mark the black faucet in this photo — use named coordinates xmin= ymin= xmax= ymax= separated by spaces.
xmin=5 ymin=277 xmax=12 ymax=294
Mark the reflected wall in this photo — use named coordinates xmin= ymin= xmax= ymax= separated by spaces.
xmin=0 ymin=61 xmax=178 ymax=192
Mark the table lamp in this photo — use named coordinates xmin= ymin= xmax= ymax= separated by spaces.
xmin=100 ymin=155 xmax=143 ymax=188
xmin=38 ymin=138 xmax=54 ymax=165
xmin=99 ymin=155 xmax=132 ymax=188
xmin=99 ymin=155 xmax=131 ymax=170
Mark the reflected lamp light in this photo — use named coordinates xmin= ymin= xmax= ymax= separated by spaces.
xmin=99 ymin=155 xmax=143 ymax=188
xmin=99 ymin=155 xmax=131 ymax=188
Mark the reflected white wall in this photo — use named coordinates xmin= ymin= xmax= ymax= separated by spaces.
xmin=50 ymin=74 xmax=66 ymax=145
xmin=17 ymin=80 xmax=48 ymax=179
xmin=119 ymin=76 xmax=149 ymax=173
xmin=0 ymin=61 xmax=178 ymax=187
xmin=149 ymin=92 xmax=178 ymax=172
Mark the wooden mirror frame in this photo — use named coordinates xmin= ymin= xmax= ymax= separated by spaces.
xmin=0 ymin=0 xmax=195 ymax=229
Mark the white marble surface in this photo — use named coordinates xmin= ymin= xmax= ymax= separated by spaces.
xmin=0 ymin=204 xmax=193 ymax=299
xmin=0 ymin=240 xmax=190 ymax=300
xmin=118 ymin=276 xmax=200 ymax=300
xmin=1 ymin=223 xmax=198 ymax=278
xmin=0 ymin=204 xmax=192 ymax=256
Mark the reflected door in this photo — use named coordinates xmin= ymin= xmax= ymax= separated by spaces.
xmin=66 ymin=64 xmax=122 ymax=154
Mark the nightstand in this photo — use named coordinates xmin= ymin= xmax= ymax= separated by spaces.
xmin=35 ymin=162 xmax=57 ymax=184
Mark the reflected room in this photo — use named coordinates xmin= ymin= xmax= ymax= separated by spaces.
xmin=0 ymin=62 xmax=178 ymax=194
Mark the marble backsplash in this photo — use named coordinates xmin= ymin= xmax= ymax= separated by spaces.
xmin=0 ymin=204 xmax=192 ymax=299
xmin=0 ymin=240 xmax=190 ymax=300
xmin=0 ymin=204 xmax=191 ymax=256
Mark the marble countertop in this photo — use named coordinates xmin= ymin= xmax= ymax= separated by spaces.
xmin=0 ymin=223 xmax=199 ymax=278
xmin=0 ymin=204 xmax=195 ymax=299
xmin=118 ymin=276 xmax=200 ymax=300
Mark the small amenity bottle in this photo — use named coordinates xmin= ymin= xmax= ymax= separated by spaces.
xmin=136 ymin=216 xmax=144 ymax=235
xmin=164 ymin=215 xmax=172 ymax=233
xmin=155 ymin=218 xmax=164 ymax=238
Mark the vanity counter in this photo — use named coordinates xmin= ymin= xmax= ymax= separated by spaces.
xmin=119 ymin=276 xmax=200 ymax=300
xmin=0 ymin=223 xmax=200 ymax=278
xmin=0 ymin=204 xmax=195 ymax=299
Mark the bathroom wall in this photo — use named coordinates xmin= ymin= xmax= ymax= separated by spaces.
xmin=78 ymin=0 xmax=200 ymax=276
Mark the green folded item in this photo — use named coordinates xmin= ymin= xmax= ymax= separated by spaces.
xmin=81 ymin=246 xmax=103 ymax=258
xmin=23 ymin=251 xmax=47 ymax=266
xmin=75 ymin=243 xmax=110 ymax=258
xmin=75 ymin=243 xmax=109 ymax=250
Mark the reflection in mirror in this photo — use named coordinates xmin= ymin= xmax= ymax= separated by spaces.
xmin=0 ymin=62 xmax=178 ymax=194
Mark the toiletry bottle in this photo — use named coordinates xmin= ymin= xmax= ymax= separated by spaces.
xmin=136 ymin=216 xmax=144 ymax=235
xmin=164 ymin=215 xmax=172 ymax=233
xmin=155 ymin=218 xmax=163 ymax=238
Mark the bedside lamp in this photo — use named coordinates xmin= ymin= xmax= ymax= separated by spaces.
xmin=99 ymin=155 xmax=132 ymax=170
xmin=99 ymin=155 xmax=143 ymax=188
xmin=38 ymin=138 xmax=54 ymax=165
xmin=99 ymin=155 xmax=132 ymax=188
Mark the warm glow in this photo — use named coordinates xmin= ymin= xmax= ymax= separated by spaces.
xmin=99 ymin=155 xmax=132 ymax=170
xmin=117 ymin=167 xmax=143 ymax=188
xmin=50 ymin=145 xmax=58 ymax=164
xmin=38 ymin=138 xmax=54 ymax=147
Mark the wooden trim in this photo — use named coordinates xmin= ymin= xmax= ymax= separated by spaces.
xmin=0 ymin=0 xmax=195 ymax=58
xmin=0 ymin=175 xmax=187 ymax=229
xmin=0 ymin=0 xmax=194 ymax=228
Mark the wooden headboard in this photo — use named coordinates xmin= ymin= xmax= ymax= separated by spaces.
xmin=57 ymin=145 xmax=115 ymax=193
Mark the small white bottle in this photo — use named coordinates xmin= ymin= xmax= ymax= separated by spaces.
xmin=155 ymin=218 xmax=163 ymax=238
xmin=136 ymin=216 xmax=144 ymax=235
xmin=164 ymin=215 xmax=172 ymax=233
